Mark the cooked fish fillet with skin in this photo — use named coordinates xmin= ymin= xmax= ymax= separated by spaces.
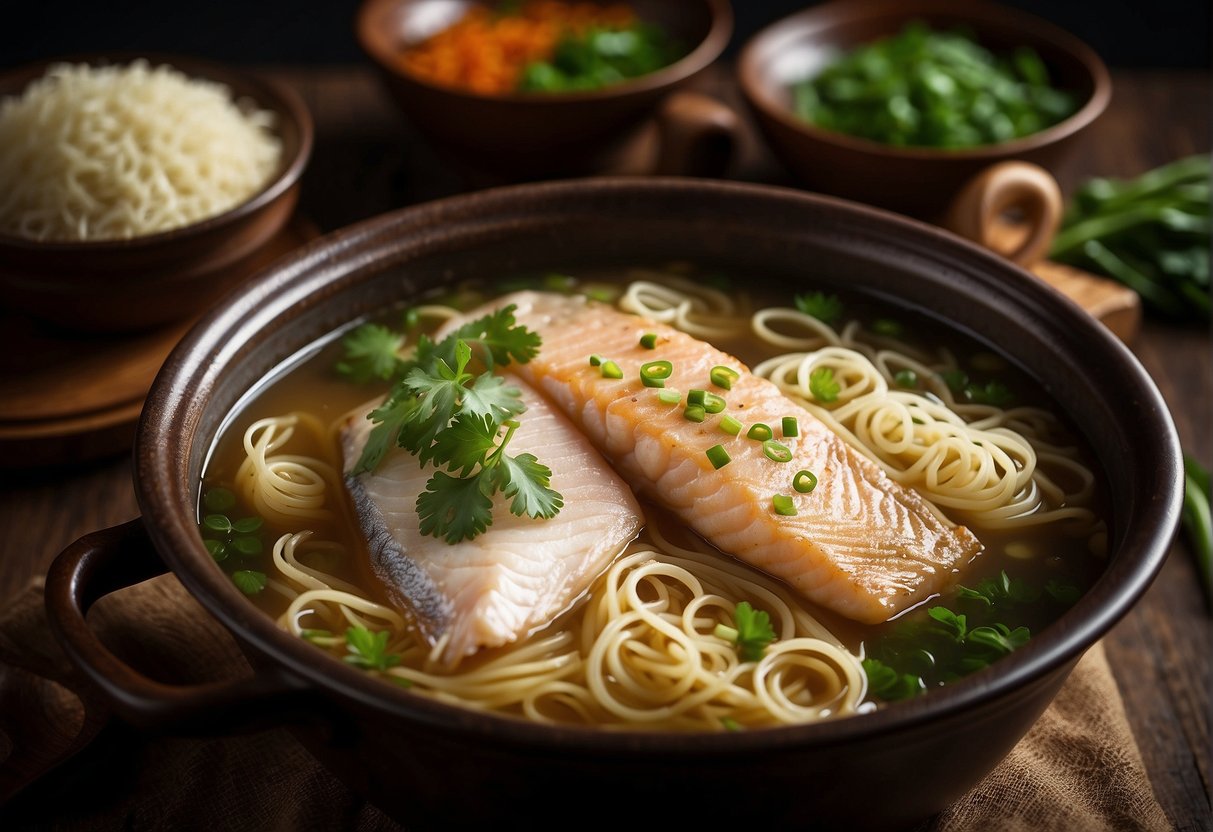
xmin=461 ymin=291 xmax=983 ymax=625
xmin=341 ymin=374 xmax=643 ymax=667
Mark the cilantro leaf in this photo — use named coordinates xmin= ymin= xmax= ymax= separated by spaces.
xmin=862 ymin=658 xmax=924 ymax=701
xmin=422 ymin=305 xmax=541 ymax=370
xmin=794 ymin=291 xmax=844 ymax=323
xmin=431 ymin=413 xmax=498 ymax=475
xmin=462 ymin=372 xmax=526 ymax=422
xmin=344 ymin=626 xmax=401 ymax=672
xmin=717 ymin=601 xmax=778 ymax=662
xmin=498 ymin=452 xmax=563 ymax=519
xmin=809 ymin=367 xmax=841 ymax=403
xmin=353 ymin=396 xmax=416 ymax=475
xmin=416 ymin=471 xmax=495 ymax=544
xmin=337 ymin=324 xmax=407 ymax=383
xmin=232 ymin=570 xmax=268 ymax=595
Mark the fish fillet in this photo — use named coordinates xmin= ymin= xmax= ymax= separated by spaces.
xmin=473 ymin=291 xmax=983 ymax=624
xmin=342 ymin=374 xmax=642 ymax=666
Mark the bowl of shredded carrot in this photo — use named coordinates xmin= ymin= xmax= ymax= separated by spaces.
xmin=356 ymin=0 xmax=733 ymax=179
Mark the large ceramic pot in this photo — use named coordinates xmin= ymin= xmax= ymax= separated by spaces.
xmin=46 ymin=179 xmax=1180 ymax=831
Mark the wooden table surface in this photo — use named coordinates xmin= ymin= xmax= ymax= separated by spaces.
xmin=1 ymin=65 xmax=1209 ymax=828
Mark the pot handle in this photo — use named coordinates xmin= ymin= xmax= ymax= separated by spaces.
xmin=653 ymin=90 xmax=741 ymax=178
xmin=45 ymin=518 xmax=314 ymax=735
xmin=941 ymin=160 xmax=1064 ymax=268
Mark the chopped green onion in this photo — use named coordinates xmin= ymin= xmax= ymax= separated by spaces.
xmin=872 ymin=319 xmax=904 ymax=337
xmin=793 ymin=469 xmax=818 ymax=493
xmin=747 ymin=423 xmax=773 ymax=441
xmin=894 ymin=369 xmax=918 ymax=388
xmin=657 ymin=389 xmax=681 ymax=405
xmin=720 ymin=415 xmax=744 ymax=436
xmin=710 ymin=365 xmax=740 ymax=390
xmin=688 ymin=389 xmax=706 ymax=406
xmin=702 ymin=392 xmax=727 ymax=414
xmin=721 ymin=717 xmax=743 ymax=732
xmin=684 ymin=405 xmax=706 ymax=423
xmin=706 ymin=445 xmax=731 ymax=469
xmin=640 ymin=360 xmax=673 ymax=388
xmin=639 ymin=332 xmax=659 ymax=349
xmin=589 ymin=354 xmax=603 ymax=367
xmin=763 ymin=440 xmax=793 ymax=463
xmin=782 ymin=416 xmax=798 ymax=438
xmin=601 ymin=360 xmax=623 ymax=379
xmin=772 ymin=495 xmax=797 ymax=516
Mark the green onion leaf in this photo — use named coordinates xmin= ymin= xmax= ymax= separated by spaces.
xmin=894 ymin=369 xmax=918 ymax=388
xmin=746 ymin=423 xmax=773 ymax=441
xmin=763 ymin=440 xmax=793 ymax=463
xmin=710 ymin=365 xmax=740 ymax=390
xmin=701 ymin=392 xmax=727 ymax=414
xmin=601 ymin=360 xmax=623 ymax=379
xmin=781 ymin=416 xmax=799 ymax=438
xmin=640 ymin=360 xmax=673 ymax=388
xmin=684 ymin=405 xmax=706 ymax=423
xmin=719 ymin=415 xmax=743 ymax=436
xmin=793 ymin=469 xmax=818 ymax=493
xmin=639 ymin=332 xmax=659 ymax=349
xmin=657 ymin=389 xmax=682 ymax=405
xmin=706 ymin=444 xmax=731 ymax=469
xmin=687 ymin=389 xmax=706 ymax=406
xmin=589 ymin=354 xmax=603 ymax=367
xmin=772 ymin=494 xmax=797 ymax=516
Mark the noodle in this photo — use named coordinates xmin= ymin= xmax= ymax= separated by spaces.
xmin=0 ymin=60 xmax=281 ymax=241
xmin=205 ymin=272 xmax=1104 ymax=730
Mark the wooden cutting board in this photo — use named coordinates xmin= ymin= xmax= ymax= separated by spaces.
xmin=0 ymin=216 xmax=319 ymax=469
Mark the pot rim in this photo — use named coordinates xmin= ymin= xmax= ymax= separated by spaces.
xmin=136 ymin=176 xmax=1179 ymax=753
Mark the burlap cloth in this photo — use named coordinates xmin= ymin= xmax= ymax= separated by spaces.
xmin=0 ymin=575 xmax=1171 ymax=831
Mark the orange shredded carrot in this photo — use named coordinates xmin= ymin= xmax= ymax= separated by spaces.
xmin=399 ymin=1 xmax=637 ymax=95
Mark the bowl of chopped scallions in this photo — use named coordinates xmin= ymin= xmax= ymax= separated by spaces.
xmin=738 ymin=0 xmax=1110 ymax=217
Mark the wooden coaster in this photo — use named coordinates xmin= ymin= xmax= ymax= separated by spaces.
xmin=0 ymin=216 xmax=319 ymax=469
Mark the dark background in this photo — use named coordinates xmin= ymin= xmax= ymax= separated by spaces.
xmin=3 ymin=0 xmax=1210 ymax=69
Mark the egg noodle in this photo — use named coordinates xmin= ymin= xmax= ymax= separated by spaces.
xmin=0 ymin=60 xmax=281 ymax=241
xmin=224 ymin=276 xmax=1101 ymax=729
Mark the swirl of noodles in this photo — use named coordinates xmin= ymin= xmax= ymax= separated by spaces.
xmin=619 ymin=272 xmax=747 ymax=339
xmin=236 ymin=413 xmax=341 ymax=527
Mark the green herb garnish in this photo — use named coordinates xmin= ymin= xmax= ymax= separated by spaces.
xmin=714 ymin=601 xmax=777 ymax=662
xmin=746 ymin=422 xmax=773 ymax=442
xmin=640 ymin=359 xmax=673 ymax=388
xmin=762 ymin=440 xmax=793 ymax=463
xmin=793 ymin=469 xmax=818 ymax=493
xmin=781 ymin=416 xmax=798 ymax=438
xmin=809 ymin=367 xmax=841 ymax=403
xmin=719 ymin=415 xmax=743 ymax=436
xmin=232 ymin=570 xmax=268 ymax=596
xmin=344 ymin=626 xmax=401 ymax=672
xmin=1182 ymin=454 xmax=1212 ymax=606
xmin=337 ymin=323 xmax=408 ymax=384
xmin=353 ymin=306 xmax=561 ymax=544
xmin=639 ymin=332 xmax=659 ymax=349
xmin=771 ymin=494 xmax=797 ymax=516
xmin=794 ymin=291 xmax=844 ymax=323
xmin=710 ymin=365 xmax=740 ymax=390
xmin=518 ymin=23 xmax=682 ymax=93
xmin=893 ymin=369 xmax=919 ymax=388
xmin=706 ymin=444 xmax=731 ymax=470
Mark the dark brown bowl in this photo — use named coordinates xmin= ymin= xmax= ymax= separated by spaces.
xmin=737 ymin=0 xmax=1112 ymax=218
xmin=355 ymin=0 xmax=733 ymax=180
xmin=0 ymin=53 xmax=313 ymax=332
xmin=46 ymin=179 xmax=1180 ymax=830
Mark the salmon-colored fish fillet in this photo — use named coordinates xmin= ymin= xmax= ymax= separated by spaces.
xmin=476 ymin=291 xmax=983 ymax=624
xmin=342 ymin=373 xmax=642 ymax=666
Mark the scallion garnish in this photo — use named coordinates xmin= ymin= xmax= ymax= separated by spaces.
xmin=601 ymin=360 xmax=623 ymax=379
xmin=763 ymin=440 xmax=793 ymax=463
xmin=702 ymin=392 xmax=727 ymax=414
xmin=793 ymin=469 xmax=818 ymax=493
xmin=639 ymin=332 xmax=659 ymax=349
xmin=640 ymin=359 xmax=673 ymax=388
xmin=688 ymin=389 xmax=706 ymax=406
xmin=782 ymin=416 xmax=798 ymax=438
xmin=747 ymin=423 xmax=773 ymax=441
xmin=684 ymin=405 xmax=706 ymax=423
xmin=772 ymin=495 xmax=797 ymax=516
xmin=720 ymin=415 xmax=744 ymax=436
xmin=872 ymin=319 xmax=904 ymax=337
xmin=710 ymin=365 xmax=740 ymax=390
xmin=706 ymin=444 xmax=731 ymax=469
xmin=657 ymin=389 xmax=681 ymax=406
xmin=589 ymin=354 xmax=603 ymax=367
xmin=894 ymin=369 xmax=918 ymax=388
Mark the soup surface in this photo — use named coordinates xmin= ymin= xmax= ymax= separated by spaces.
xmin=199 ymin=266 xmax=1106 ymax=730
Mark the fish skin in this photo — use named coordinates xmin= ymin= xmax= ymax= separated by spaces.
xmin=479 ymin=291 xmax=983 ymax=625
xmin=342 ymin=373 xmax=643 ymax=666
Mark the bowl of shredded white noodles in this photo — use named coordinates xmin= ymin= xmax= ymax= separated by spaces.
xmin=0 ymin=54 xmax=312 ymax=331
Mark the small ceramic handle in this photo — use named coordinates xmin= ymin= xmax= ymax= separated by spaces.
xmin=45 ymin=518 xmax=314 ymax=735
xmin=942 ymin=161 xmax=1064 ymax=268
xmin=653 ymin=91 xmax=740 ymax=178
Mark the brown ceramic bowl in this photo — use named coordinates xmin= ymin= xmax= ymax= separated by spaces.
xmin=0 ymin=53 xmax=313 ymax=332
xmin=738 ymin=0 xmax=1111 ymax=217
xmin=356 ymin=0 xmax=734 ymax=180
xmin=46 ymin=179 xmax=1179 ymax=830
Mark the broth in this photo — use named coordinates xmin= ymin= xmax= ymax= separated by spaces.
xmin=198 ymin=266 xmax=1106 ymax=727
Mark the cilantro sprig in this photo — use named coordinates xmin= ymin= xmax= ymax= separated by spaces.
xmin=344 ymin=626 xmax=401 ymax=672
xmin=809 ymin=367 xmax=841 ymax=403
xmin=715 ymin=601 xmax=777 ymax=662
xmin=795 ymin=291 xmax=844 ymax=324
xmin=351 ymin=305 xmax=561 ymax=544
